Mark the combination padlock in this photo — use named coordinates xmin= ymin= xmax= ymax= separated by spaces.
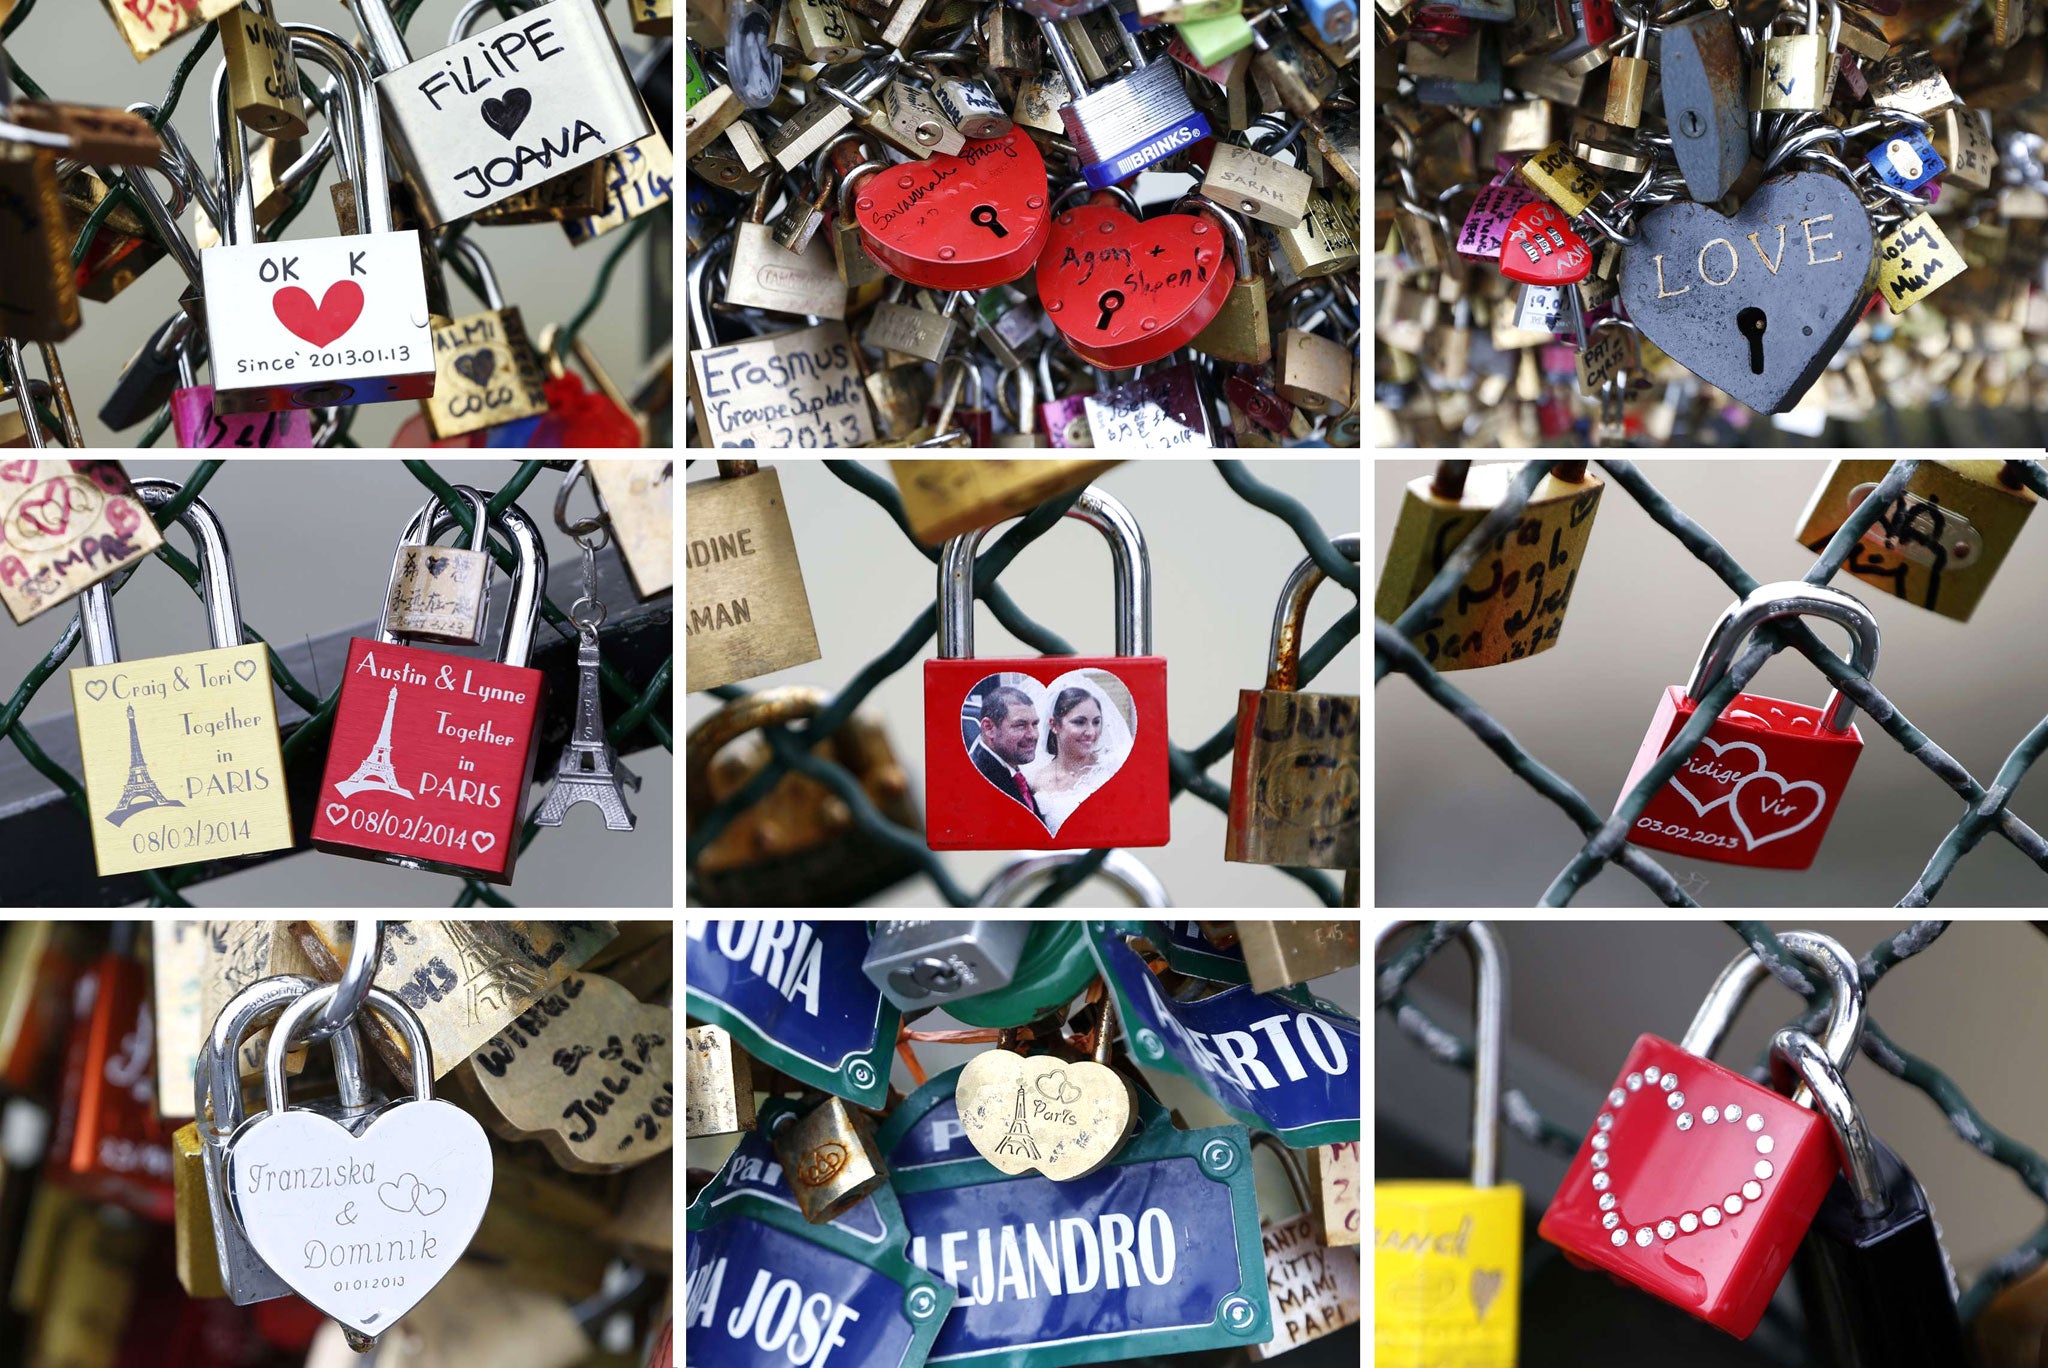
xmin=1618 ymin=581 xmax=1879 ymax=871
xmin=922 ymin=484 xmax=1169 ymax=851
xmin=860 ymin=920 xmax=1033 ymax=1010
xmin=1538 ymin=930 xmax=1865 ymax=1338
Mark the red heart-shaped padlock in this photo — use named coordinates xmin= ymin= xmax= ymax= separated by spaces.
xmin=1500 ymin=202 xmax=1593 ymax=285
xmin=853 ymin=130 xmax=1051 ymax=291
xmin=1038 ymin=197 xmax=1234 ymax=369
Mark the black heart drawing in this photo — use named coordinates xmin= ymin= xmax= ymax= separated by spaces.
xmin=453 ymin=350 xmax=497 ymax=388
xmin=427 ymin=554 xmax=451 ymax=577
xmin=479 ymin=87 xmax=532 ymax=140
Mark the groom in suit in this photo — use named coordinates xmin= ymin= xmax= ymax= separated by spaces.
xmin=971 ymin=686 xmax=1044 ymax=823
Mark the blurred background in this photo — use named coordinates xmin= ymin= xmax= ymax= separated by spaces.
xmin=1374 ymin=458 xmax=2048 ymax=907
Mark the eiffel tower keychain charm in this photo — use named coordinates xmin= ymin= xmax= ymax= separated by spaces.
xmin=535 ymin=464 xmax=640 ymax=832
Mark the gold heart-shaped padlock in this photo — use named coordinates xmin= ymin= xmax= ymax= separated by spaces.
xmin=955 ymin=1049 xmax=1136 ymax=1181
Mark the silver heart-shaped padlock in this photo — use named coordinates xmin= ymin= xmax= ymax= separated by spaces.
xmin=226 ymin=982 xmax=492 ymax=1341
xmin=1619 ymin=172 xmax=1877 ymax=414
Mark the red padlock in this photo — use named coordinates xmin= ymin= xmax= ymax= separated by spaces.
xmin=1539 ymin=930 xmax=1865 ymax=1338
xmin=1498 ymin=201 xmax=1593 ymax=286
xmin=1038 ymin=183 xmax=1234 ymax=369
xmin=851 ymin=128 xmax=1052 ymax=290
xmin=50 ymin=928 xmax=173 ymax=1222
xmin=924 ymin=483 xmax=1169 ymax=850
xmin=1617 ymin=581 xmax=1879 ymax=870
xmin=311 ymin=490 xmax=547 ymax=883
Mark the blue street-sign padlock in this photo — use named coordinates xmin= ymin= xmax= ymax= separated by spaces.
xmin=1867 ymin=127 xmax=1946 ymax=192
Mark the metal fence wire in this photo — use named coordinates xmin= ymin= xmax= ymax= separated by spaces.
xmin=685 ymin=460 xmax=1361 ymax=909
xmin=1375 ymin=459 xmax=2048 ymax=908
xmin=1378 ymin=920 xmax=2048 ymax=1349
xmin=0 ymin=459 xmax=674 ymax=908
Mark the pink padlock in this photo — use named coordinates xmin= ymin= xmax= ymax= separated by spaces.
xmin=1457 ymin=175 xmax=1540 ymax=263
xmin=171 ymin=384 xmax=314 ymax=448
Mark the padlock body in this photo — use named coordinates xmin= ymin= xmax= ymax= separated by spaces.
xmin=771 ymin=1096 xmax=887 ymax=1223
xmin=684 ymin=1023 xmax=756 ymax=1137
xmin=50 ymin=952 xmax=173 ymax=1221
xmin=1235 ymin=922 xmax=1360 ymax=992
xmin=1620 ymin=685 xmax=1863 ymax=870
xmin=310 ymin=637 xmax=545 ymax=883
xmin=0 ymin=460 xmax=163 ymax=625
xmin=861 ymin=919 xmax=1032 ymax=1009
xmin=1226 ymin=688 xmax=1359 ymax=868
xmin=69 ymin=644 xmax=292 ymax=876
xmin=1375 ymin=1179 xmax=1522 ymax=1367
xmin=385 ymin=543 xmax=492 ymax=644
xmin=424 ymin=305 xmax=551 ymax=438
xmin=888 ymin=458 xmax=1121 ymax=545
xmin=923 ymin=655 xmax=1170 ymax=850
xmin=1537 ymin=1034 xmax=1839 ymax=1338
xmin=170 ymin=385 xmax=316 ymax=448
xmin=684 ymin=466 xmax=822 ymax=691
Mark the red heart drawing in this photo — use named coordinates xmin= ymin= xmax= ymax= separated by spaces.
xmin=1667 ymin=734 xmax=1767 ymax=816
xmin=1729 ymin=771 xmax=1828 ymax=850
xmin=1500 ymin=202 xmax=1593 ymax=286
xmin=272 ymin=280 xmax=366 ymax=349
xmin=1039 ymin=199 xmax=1234 ymax=369
xmin=852 ymin=129 xmax=1050 ymax=291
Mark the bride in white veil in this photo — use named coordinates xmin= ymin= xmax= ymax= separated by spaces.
xmin=1023 ymin=673 xmax=1134 ymax=835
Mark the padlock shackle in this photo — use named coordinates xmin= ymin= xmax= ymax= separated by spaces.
xmin=442 ymin=236 xmax=509 ymax=311
xmin=1769 ymin=1026 xmax=1888 ymax=1219
xmin=1376 ymin=920 xmax=1506 ymax=1189
xmin=1679 ymin=930 xmax=1864 ymax=1109
xmin=198 ymin=973 xmax=371 ymax=1141
xmin=397 ymin=483 xmax=491 ymax=556
xmin=450 ymin=0 xmax=538 ymax=42
xmin=973 ymin=848 xmax=1170 ymax=906
xmin=1684 ymin=581 xmax=1880 ymax=734
xmin=78 ymin=478 xmax=241 ymax=668
xmin=684 ymin=685 xmax=826 ymax=818
xmin=1266 ymin=532 xmax=1360 ymax=691
xmin=339 ymin=0 xmax=414 ymax=76
xmin=377 ymin=493 xmax=546 ymax=667
xmin=266 ymin=983 xmax=434 ymax=1115
xmin=936 ymin=485 xmax=1151 ymax=659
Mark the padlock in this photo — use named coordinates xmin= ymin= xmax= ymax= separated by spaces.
xmin=310 ymin=497 xmax=548 ymax=883
xmin=68 ymin=480 xmax=293 ymax=877
xmin=0 ymin=139 xmax=81 ymax=343
xmin=423 ymin=237 xmax=552 ymax=439
xmin=586 ymin=458 xmax=672 ymax=598
xmin=1774 ymin=1027 xmax=1967 ymax=1366
xmin=1199 ymin=121 xmax=1314 ymax=228
xmin=888 ymin=458 xmax=1121 ymax=544
xmin=1375 ymin=460 xmax=1605 ymax=670
xmin=861 ymin=920 xmax=1034 ymax=1010
xmin=49 ymin=929 xmax=174 ymax=1222
xmin=97 ymin=0 xmax=241 ymax=59
xmin=219 ymin=0 xmax=311 ymax=138
xmin=1226 ymin=533 xmax=1360 ymax=870
xmin=0 ymin=459 xmax=163 ymax=627
xmin=768 ymin=1095 xmax=889 ymax=1223
xmin=1865 ymin=125 xmax=1946 ymax=193
xmin=1617 ymin=581 xmax=1880 ymax=871
xmin=685 ymin=1023 xmax=756 ymax=1138
xmin=1037 ymin=14 xmax=1212 ymax=189
xmin=1376 ymin=921 xmax=1522 ymax=1368
xmin=1756 ymin=0 xmax=1834 ymax=111
xmin=200 ymin=27 xmax=435 ymax=413
xmin=338 ymin=0 xmax=655 ymax=228
xmin=971 ymin=847 xmax=1172 ymax=904
xmin=684 ymin=459 xmax=823 ymax=691
xmin=863 ymin=283 xmax=966 ymax=364
xmin=725 ymin=173 xmax=850 ymax=320
xmin=924 ymin=484 xmax=1170 ymax=851
xmin=934 ymin=71 xmax=1014 ymax=140
xmin=1275 ymin=300 xmax=1357 ymax=416
xmin=1308 ymin=1140 xmax=1360 ymax=1246
xmin=1537 ymin=929 xmax=1866 ymax=1339
xmin=789 ymin=0 xmax=862 ymax=63
xmin=849 ymin=128 xmax=1053 ymax=291
xmin=169 ymin=326 xmax=316 ymax=449
xmin=1278 ymin=181 xmax=1361 ymax=277
xmin=1236 ymin=921 xmax=1361 ymax=991
xmin=1040 ymin=183 xmax=1235 ymax=368
xmin=1604 ymin=5 xmax=1651 ymax=126
xmin=1249 ymin=1135 xmax=1361 ymax=1360
xmin=1975 ymin=1255 xmax=2048 ymax=1366
xmin=382 ymin=484 xmax=493 ymax=645
xmin=1794 ymin=460 xmax=2039 ymax=622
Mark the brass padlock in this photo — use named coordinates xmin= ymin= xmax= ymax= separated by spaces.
xmin=686 ymin=460 xmax=823 ymax=691
xmin=588 ymin=458 xmax=673 ymax=598
xmin=686 ymin=1023 xmax=757 ymax=1137
xmin=1308 ymin=1140 xmax=1360 ymax=1246
xmin=1235 ymin=921 xmax=1362 ymax=992
xmin=423 ymin=238 xmax=552 ymax=440
xmin=1226 ymin=533 xmax=1360 ymax=870
xmin=0 ymin=142 xmax=81 ymax=343
xmin=1375 ymin=460 xmax=1605 ymax=670
xmin=769 ymin=1095 xmax=888 ymax=1223
xmin=218 ymin=0 xmax=310 ymax=138
xmin=887 ymin=458 xmax=1123 ymax=544
xmin=1187 ymin=197 xmax=1274 ymax=366
xmin=1275 ymin=323 xmax=1356 ymax=415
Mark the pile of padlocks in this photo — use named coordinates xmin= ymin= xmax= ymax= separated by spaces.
xmin=1375 ymin=0 xmax=2048 ymax=444
xmin=683 ymin=0 xmax=1362 ymax=447
xmin=0 ymin=919 xmax=671 ymax=1368
xmin=0 ymin=0 xmax=671 ymax=448
xmin=686 ymin=918 xmax=1362 ymax=1366
xmin=1 ymin=459 xmax=670 ymax=891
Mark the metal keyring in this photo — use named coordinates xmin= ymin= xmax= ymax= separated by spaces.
xmin=298 ymin=919 xmax=382 ymax=1046
xmin=553 ymin=459 xmax=614 ymax=553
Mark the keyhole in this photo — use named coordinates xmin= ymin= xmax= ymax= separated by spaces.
xmin=1738 ymin=307 xmax=1767 ymax=374
xmin=1095 ymin=289 xmax=1124 ymax=331
xmin=1679 ymin=109 xmax=1705 ymax=139
xmin=970 ymin=204 xmax=1010 ymax=238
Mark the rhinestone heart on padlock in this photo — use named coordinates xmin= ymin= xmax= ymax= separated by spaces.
xmin=227 ymin=984 xmax=491 ymax=1340
xmin=955 ymin=1049 xmax=1135 ymax=1181
xmin=1619 ymin=172 xmax=1876 ymax=415
xmin=852 ymin=129 xmax=1051 ymax=291
xmin=1039 ymin=197 xmax=1234 ymax=368
xmin=1500 ymin=202 xmax=1593 ymax=286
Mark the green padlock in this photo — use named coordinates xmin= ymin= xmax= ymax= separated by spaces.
xmin=1176 ymin=10 xmax=1256 ymax=66
xmin=944 ymin=922 xmax=1099 ymax=1029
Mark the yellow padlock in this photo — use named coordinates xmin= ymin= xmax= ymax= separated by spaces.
xmin=1376 ymin=921 xmax=1522 ymax=1368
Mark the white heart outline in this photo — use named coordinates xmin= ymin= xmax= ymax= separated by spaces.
xmin=1666 ymin=735 xmax=1769 ymax=817
xmin=1727 ymin=771 xmax=1829 ymax=850
xmin=472 ymin=830 xmax=497 ymax=854
xmin=960 ymin=667 xmax=1137 ymax=836
xmin=1583 ymin=1062 xmax=1783 ymax=1252
xmin=325 ymin=802 xmax=348 ymax=825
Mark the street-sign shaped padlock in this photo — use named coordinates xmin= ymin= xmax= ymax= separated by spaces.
xmin=924 ymin=484 xmax=1169 ymax=850
xmin=341 ymin=0 xmax=655 ymax=227
xmin=1795 ymin=459 xmax=2039 ymax=622
xmin=311 ymin=497 xmax=548 ymax=883
xmin=1227 ymin=532 xmax=1360 ymax=870
xmin=1538 ymin=930 xmax=1866 ymax=1339
xmin=861 ymin=920 xmax=1033 ymax=1010
xmin=684 ymin=460 xmax=822 ymax=691
xmin=382 ymin=484 xmax=493 ymax=644
xmin=68 ymin=480 xmax=292 ymax=877
xmin=1619 ymin=581 xmax=1879 ymax=870
xmin=1376 ymin=921 xmax=1522 ymax=1367
xmin=1375 ymin=460 xmax=1605 ymax=670
xmin=1774 ymin=1028 xmax=1967 ymax=1367
xmin=421 ymin=237 xmax=550 ymax=439
xmin=200 ymin=27 xmax=435 ymax=413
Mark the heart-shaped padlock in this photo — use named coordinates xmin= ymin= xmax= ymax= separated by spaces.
xmin=1039 ymin=193 xmax=1235 ymax=368
xmin=1500 ymin=202 xmax=1593 ymax=285
xmin=1618 ymin=172 xmax=1876 ymax=414
xmin=852 ymin=129 xmax=1051 ymax=290
xmin=955 ymin=1048 xmax=1136 ymax=1181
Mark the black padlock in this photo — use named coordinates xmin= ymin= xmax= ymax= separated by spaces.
xmin=99 ymin=314 xmax=192 ymax=431
xmin=1771 ymin=1028 xmax=1967 ymax=1368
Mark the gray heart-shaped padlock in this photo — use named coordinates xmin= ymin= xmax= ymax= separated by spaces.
xmin=1619 ymin=173 xmax=1876 ymax=414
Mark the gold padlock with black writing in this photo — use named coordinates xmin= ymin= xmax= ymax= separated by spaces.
xmin=770 ymin=1095 xmax=888 ymax=1224
xmin=686 ymin=461 xmax=823 ymax=691
xmin=422 ymin=239 xmax=550 ymax=439
xmin=217 ymin=0 xmax=309 ymax=138
xmin=686 ymin=1023 xmax=756 ymax=1137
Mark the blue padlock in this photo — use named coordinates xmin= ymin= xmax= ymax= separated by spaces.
xmin=1298 ymin=0 xmax=1358 ymax=43
xmin=1866 ymin=127 xmax=1946 ymax=193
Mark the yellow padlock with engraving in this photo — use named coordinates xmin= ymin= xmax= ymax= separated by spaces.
xmin=1376 ymin=921 xmax=1522 ymax=1368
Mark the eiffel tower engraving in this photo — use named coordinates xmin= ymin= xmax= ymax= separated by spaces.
xmin=444 ymin=921 xmax=546 ymax=1027
xmin=105 ymin=705 xmax=182 ymax=827
xmin=533 ymin=628 xmax=641 ymax=831
xmin=995 ymin=1081 xmax=1040 ymax=1160
xmin=334 ymin=686 xmax=414 ymax=798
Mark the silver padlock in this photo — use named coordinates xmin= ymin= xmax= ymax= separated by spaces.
xmin=199 ymin=27 xmax=435 ymax=414
xmin=861 ymin=920 xmax=1033 ymax=1010
xmin=1037 ymin=14 xmax=1211 ymax=189
xmin=339 ymin=0 xmax=656 ymax=227
xmin=382 ymin=485 xmax=493 ymax=645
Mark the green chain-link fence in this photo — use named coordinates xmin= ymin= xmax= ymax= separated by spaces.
xmin=685 ymin=460 xmax=1361 ymax=909
xmin=1375 ymin=459 xmax=2048 ymax=907
xmin=0 ymin=459 xmax=673 ymax=907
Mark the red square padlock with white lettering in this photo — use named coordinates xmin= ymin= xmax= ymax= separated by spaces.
xmin=1617 ymin=582 xmax=1878 ymax=870
xmin=924 ymin=485 xmax=1169 ymax=851
xmin=1539 ymin=930 xmax=1864 ymax=1338
xmin=312 ymin=490 xmax=546 ymax=882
